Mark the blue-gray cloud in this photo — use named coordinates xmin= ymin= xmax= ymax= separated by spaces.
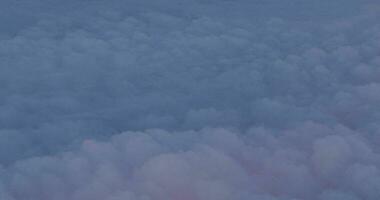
xmin=1 ymin=0 xmax=380 ymax=199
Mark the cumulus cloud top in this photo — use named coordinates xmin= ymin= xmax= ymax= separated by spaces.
xmin=1 ymin=0 xmax=380 ymax=199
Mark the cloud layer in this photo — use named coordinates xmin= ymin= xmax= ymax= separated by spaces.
xmin=1 ymin=0 xmax=380 ymax=199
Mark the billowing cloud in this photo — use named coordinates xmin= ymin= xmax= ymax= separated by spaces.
xmin=2 ymin=124 xmax=380 ymax=200
xmin=1 ymin=0 xmax=380 ymax=199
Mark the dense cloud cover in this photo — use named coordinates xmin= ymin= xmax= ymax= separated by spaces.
xmin=1 ymin=0 xmax=380 ymax=199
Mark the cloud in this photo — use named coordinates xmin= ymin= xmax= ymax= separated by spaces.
xmin=0 ymin=0 xmax=380 ymax=199
xmin=2 ymin=124 xmax=380 ymax=200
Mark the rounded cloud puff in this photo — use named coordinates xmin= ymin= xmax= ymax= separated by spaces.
xmin=2 ymin=124 xmax=380 ymax=200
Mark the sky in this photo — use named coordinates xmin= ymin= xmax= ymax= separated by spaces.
xmin=1 ymin=0 xmax=380 ymax=199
